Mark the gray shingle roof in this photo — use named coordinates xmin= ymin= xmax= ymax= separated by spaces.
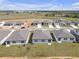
xmin=4 ymin=22 xmax=14 ymax=26
xmin=72 ymin=29 xmax=79 ymax=34
xmin=4 ymin=21 xmax=24 ymax=26
xmin=0 ymin=30 xmax=10 ymax=41
xmin=61 ymin=20 xmax=71 ymax=24
xmin=43 ymin=20 xmax=53 ymax=23
xmin=32 ymin=20 xmax=43 ymax=24
xmin=6 ymin=29 xmax=29 ymax=41
xmin=72 ymin=20 xmax=79 ymax=24
xmin=32 ymin=30 xmax=52 ymax=40
xmin=52 ymin=29 xmax=75 ymax=38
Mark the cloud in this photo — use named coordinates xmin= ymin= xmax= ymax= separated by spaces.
xmin=0 ymin=0 xmax=63 ymax=10
xmin=0 ymin=0 xmax=79 ymax=10
xmin=0 ymin=0 xmax=6 ymax=4
xmin=48 ymin=4 xmax=63 ymax=10
xmin=72 ymin=2 xmax=79 ymax=10
xmin=72 ymin=2 xmax=79 ymax=6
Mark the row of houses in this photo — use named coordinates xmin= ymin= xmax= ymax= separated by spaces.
xmin=0 ymin=19 xmax=79 ymax=46
xmin=1 ymin=19 xmax=79 ymax=29
xmin=0 ymin=29 xmax=79 ymax=46
xmin=31 ymin=19 xmax=79 ymax=26
xmin=31 ymin=19 xmax=79 ymax=29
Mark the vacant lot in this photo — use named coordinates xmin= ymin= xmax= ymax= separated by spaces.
xmin=63 ymin=17 xmax=79 ymax=21
xmin=0 ymin=12 xmax=78 ymax=22
xmin=0 ymin=13 xmax=54 ymax=21
xmin=0 ymin=43 xmax=79 ymax=57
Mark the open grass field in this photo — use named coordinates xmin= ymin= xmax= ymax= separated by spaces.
xmin=0 ymin=13 xmax=54 ymax=21
xmin=63 ymin=17 xmax=79 ymax=21
xmin=0 ymin=12 xmax=78 ymax=21
xmin=0 ymin=43 xmax=79 ymax=57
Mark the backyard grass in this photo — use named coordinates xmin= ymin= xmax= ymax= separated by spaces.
xmin=61 ymin=25 xmax=72 ymax=28
xmin=0 ymin=43 xmax=79 ymax=57
xmin=63 ymin=17 xmax=79 ymax=21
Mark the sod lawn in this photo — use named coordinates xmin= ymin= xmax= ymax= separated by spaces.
xmin=0 ymin=43 xmax=79 ymax=57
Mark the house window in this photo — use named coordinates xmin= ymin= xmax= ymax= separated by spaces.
xmin=64 ymin=38 xmax=67 ymax=40
xmin=12 ymin=41 xmax=16 ymax=43
xmin=41 ymin=40 xmax=45 ymax=42
xmin=21 ymin=41 xmax=25 ymax=43
xmin=70 ymin=38 xmax=74 ymax=40
xmin=42 ymin=23 xmax=44 ymax=25
xmin=31 ymin=23 xmax=33 ymax=25
xmin=75 ymin=23 xmax=77 ymax=26
xmin=7 ymin=41 xmax=10 ymax=44
xmin=34 ymin=40 xmax=38 ymax=42
xmin=76 ymin=30 xmax=78 ymax=33
xmin=52 ymin=23 xmax=54 ymax=26
xmin=44 ymin=23 xmax=48 ymax=26
xmin=21 ymin=27 xmax=25 ymax=29
xmin=58 ymin=38 xmax=61 ymax=41
xmin=35 ymin=23 xmax=37 ymax=25
xmin=4 ymin=24 xmax=11 ymax=26
xmin=16 ymin=24 xmax=21 ymax=26
xmin=33 ymin=23 xmax=37 ymax=26
xmin=48 ymin=40 xmax=51 ymax=42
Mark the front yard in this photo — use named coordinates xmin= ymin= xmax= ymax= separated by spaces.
xmin=0 ymin=43 xmax=79 ymax=57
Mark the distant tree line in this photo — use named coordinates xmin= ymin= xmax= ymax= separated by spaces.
xmin=43 ymin=11 xmax=79 ymax=18
xmin=0 ymin=10 xmax=79 ymax=18
xmin=64 ymin=13 xmax=79 ymax=18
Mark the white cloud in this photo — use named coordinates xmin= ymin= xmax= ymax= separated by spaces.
xmin=0 ymin=0 xmax=63 ymax=10
xmin=0 ymin=0 xmax=6 ymax=4
xmin=0 ymin=0 xmax=79 ymax=10
xmin=72 ymin=2 xmax=79 ymax=6
xmin=72 ymin=2 xmax=79 ymax=10
xmin=48 ymin=4 xmax=63 ymax=10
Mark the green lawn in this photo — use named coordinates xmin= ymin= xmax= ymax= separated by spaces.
xmin=61 ymin=25 xmax=72 ymax=28
xmin=0 ymin=13 xmax=78 ymax=21
xmin=0 ymin=13 xmax=54 ymax=21
xmin=63 ymin=17 xmax=79 ymax=21
xmin=0 ymin=43 xmax=79 ymax=57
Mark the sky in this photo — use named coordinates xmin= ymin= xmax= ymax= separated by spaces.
xmin=0 ymin=0 xmax=79 ymax=10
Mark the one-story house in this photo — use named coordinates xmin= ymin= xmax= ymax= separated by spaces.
xmin=4 ymin=22 xmax=14 ymax=26
xmin=4 ymin=21 xmax=24 ymax=26
xmin=48 ymin=20 xmax=55 ymax=28
xmin=71 ymin=20 xmax=79 ymax=26
xmin=0 ymin=21 xmax=5 ymax=26
xmin=32 ymin=20 xmax=42 ymax=26
xmin=14 ymin=21 xmax=24 ymax=26
xmin=2 ymin=29 xmax=30 ymax=45
xmin=0 ymin=30 xmax=11 ymax=45
xmin=31 ymin=19 xmax=63 ymax=28
xmin=52 ymin=29 xmax=76 ymax=43
xmin=42 ymin=20 xmax=49 ymax=27
xmin=32 ymin=20 xmax=43 ymax=28
xmin=32 ymin=30 xmax=52 ymax=44
xmin=50 ymin=19 xmax=62 ymax=23
xmin=41 ymin=20 xmax=54 ymax=28
xmin=71 ymin=29 xmax=79 ymax=42
xmin=60 ymin=20 xmax=71 ymax=26
xmin=42 ymin=19 xmax=51 ymax=25
xmin=3 ymin=21 xmax=25 ymax=29
xmin=48 ymin=19 xmax=62 ymax=29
